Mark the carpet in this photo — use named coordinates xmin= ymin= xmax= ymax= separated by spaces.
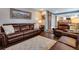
xmin=5 ymin=35 xmax=57 ymax=50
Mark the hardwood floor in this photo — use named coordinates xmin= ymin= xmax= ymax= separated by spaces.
xmin=40 ymin=32 xmax=78 ymax=50
xmin=40 ymin=32 xmax=58 ymax=41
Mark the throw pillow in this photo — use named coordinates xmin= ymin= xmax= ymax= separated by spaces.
xmin=2 ymin=25 xmax=15 ymax=35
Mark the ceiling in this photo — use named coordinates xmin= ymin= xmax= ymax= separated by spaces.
xmin=46 ymin=8 xmax=79 ymax=13
xmin=45 ymin=8 xmax=79 ymax=17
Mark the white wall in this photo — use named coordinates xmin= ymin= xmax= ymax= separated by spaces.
xmin=44 ymin=11 xmax=48 ymax=32
xmin=51 ymin=14 xmax=56 ymax=29
xmin=0 ymin=8 xmax=37 ymax=24
xmin=44 ymin=12 xmax=56 ymax=32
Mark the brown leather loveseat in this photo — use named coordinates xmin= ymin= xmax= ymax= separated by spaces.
xmin=53 ymin=28 xmax=78 ymax=39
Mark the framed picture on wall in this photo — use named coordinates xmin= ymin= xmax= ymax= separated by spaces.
xmin=10 ymin=8 xmax=31 ymax=19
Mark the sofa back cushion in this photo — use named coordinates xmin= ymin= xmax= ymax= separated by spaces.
xmin=20 ymin=24 xmax=34 ymax=31
xmin=2 ymin=25 xmax=15 ymax=35
xmin=12 ymin=24 xmax=20 ymax=32
xmin=1 ymin=23 xmax=34 ymax=33
xmin=58 ymin=26 xmax=68 ymax=32
xmin=20 ymin=25 xmax=29 ymax=31
xmin=20 ymin=25 xmax=27 ymax=31
xmin=29 ymin=24 xmax=34 ymax=30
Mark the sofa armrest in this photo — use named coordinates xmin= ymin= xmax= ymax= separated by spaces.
xmin=0 ymin=32 xmax=8 ymax=47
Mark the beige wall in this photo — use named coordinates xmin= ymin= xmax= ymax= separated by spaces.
xmin=35 ymin=11 xmax=45 ymax=25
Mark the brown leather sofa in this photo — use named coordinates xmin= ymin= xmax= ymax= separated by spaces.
xmin=53 ymin=28 xmax=78 ymax=39
xmin=0 ymin=23 xmax=41 ymax=48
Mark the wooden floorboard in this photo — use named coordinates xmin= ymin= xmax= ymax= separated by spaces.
xmin=40 ymin=32 xmax=58 ymax=41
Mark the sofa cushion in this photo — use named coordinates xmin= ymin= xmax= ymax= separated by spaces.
xmin=14 ymin=27 xmax=20 ymax=32
xmin=20 ymin=25 xmax=30 ymax=31
xmin=13 ymin=24 xmax=20 ymax=32
xmin=59 ymin=36 xmax=76 ymax=48
xmin=2 ymin=25 xmax=15 ymax=35
xmin=26 ymin=25 xmax=30 ymax=30
xmin=29 ymin=25 xmax=34 ymax=30
xmin=7 ymin=32 xmax=23 ymax=39
xmin=8 ymin=35 xmax=23 ymax=43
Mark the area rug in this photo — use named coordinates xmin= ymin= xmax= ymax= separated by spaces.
xmin=5 ymin=35 xmax=57 ymax=50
